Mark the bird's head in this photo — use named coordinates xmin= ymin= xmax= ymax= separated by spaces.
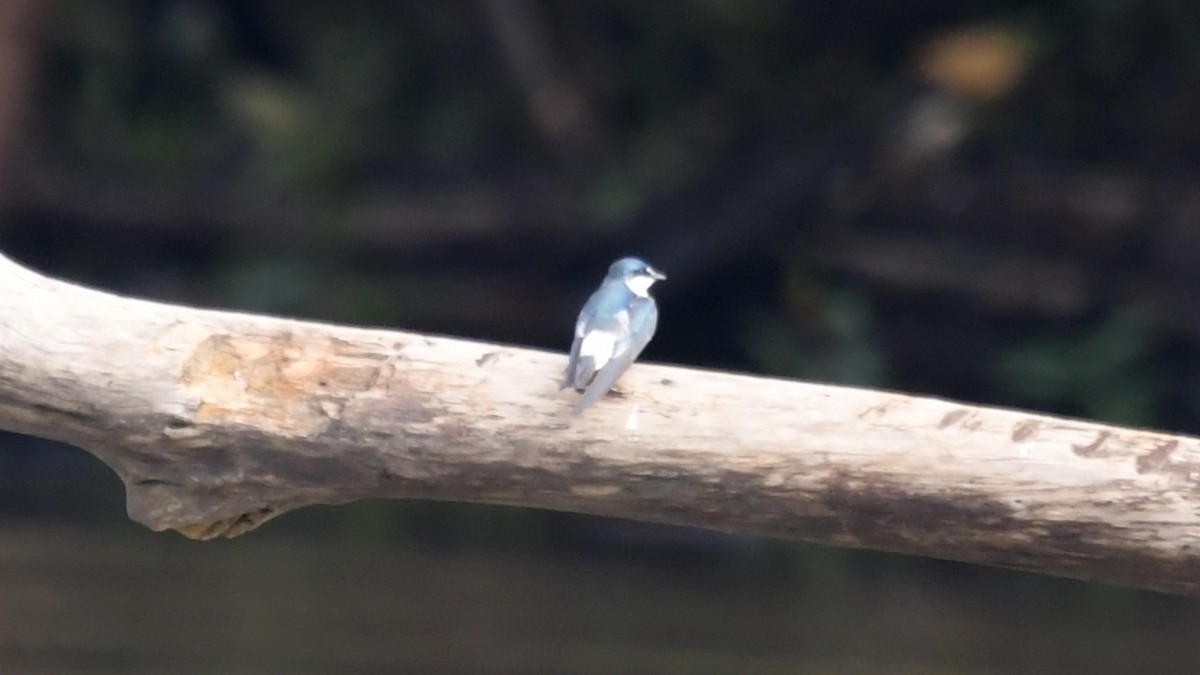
xmin=608 ymin=257 xmax=667 ymax=297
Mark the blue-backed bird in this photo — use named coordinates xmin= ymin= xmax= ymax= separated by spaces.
xmin=564 ymin=257 xmax=666 ymax=414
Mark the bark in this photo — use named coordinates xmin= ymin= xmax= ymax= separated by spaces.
xmin=0 ymin=251 xmax=1198 ymax=595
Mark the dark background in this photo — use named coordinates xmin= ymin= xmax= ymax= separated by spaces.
xmin=2 ymin=1 xmax=1200 ymax=673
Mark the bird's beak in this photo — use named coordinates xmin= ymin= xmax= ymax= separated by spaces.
xmin=647 ymin=266 xmax=667 ymax=281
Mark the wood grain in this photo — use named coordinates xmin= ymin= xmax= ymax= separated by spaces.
xmin=1 ymin=252 xmax=1198 ymax=595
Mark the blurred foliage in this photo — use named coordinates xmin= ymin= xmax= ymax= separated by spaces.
xmin=994 ymin=313 xmax=1163 ymax=426
xmin=742 ymin=282 xmax=890 ymax=388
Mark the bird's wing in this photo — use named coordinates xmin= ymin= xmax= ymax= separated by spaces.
xmin=563 ymin=323 xmax=586 ymax=389
xmin=563 ymin=303 xmax=603 ymax=389
xmin=572 ymin=299 xmax=658 ymax=414
xmin=563 ymin=284 xmax=627 ymax=389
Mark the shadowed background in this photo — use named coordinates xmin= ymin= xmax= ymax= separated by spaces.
xmin=2 ymin=1 xmax=1200 ymax=672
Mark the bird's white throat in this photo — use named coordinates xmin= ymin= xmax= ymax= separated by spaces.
xmin=625 ymin=276 xmax=656 ymax=298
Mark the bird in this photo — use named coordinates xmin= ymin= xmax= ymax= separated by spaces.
xmin=564 ymin=257 xmax=666 ymax=414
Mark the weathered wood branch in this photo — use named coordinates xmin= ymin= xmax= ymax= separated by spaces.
xmin=1 ymin=251 xmax=1199 ymax=595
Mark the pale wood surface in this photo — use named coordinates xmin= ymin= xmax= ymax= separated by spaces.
xmin=0 ymin=251 xmax=1198 ymax=594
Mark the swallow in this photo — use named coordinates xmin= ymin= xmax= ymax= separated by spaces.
xmin=564 ymin=257 xmax=666 ymax=414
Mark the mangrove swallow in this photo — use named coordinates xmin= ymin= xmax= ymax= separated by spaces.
xmin=564 ymin=257 xmax=666 ymax=414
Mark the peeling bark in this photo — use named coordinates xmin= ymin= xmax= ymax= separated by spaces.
xmin=1 ymin=252 xmax=1199 ymax=595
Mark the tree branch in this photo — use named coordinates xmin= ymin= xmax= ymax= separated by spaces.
xmin=1 ymin=251 xmax=1198 ymax=595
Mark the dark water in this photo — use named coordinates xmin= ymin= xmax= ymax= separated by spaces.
xmin=2 ymin=518 xmax=1199 ymax=674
